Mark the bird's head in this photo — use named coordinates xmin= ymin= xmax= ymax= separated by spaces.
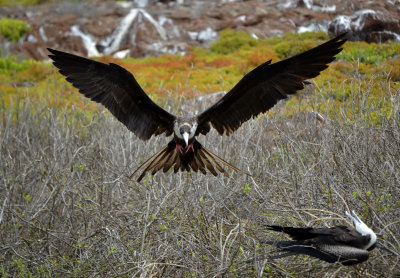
xmin=174 ymin=118 xmax=198 ymax=146
xmin=346 ymin=210 xmax=377 ymax=249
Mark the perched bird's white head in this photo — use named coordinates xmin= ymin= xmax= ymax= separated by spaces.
xmin=346 ymin=210 xmax=377 ymax=249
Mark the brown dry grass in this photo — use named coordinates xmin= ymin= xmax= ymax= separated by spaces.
xmin=0 ymin=79 xmax=399 ymax=277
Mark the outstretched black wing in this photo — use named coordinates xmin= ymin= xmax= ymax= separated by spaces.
xmin=196 ymin=33 xmax=347 ymax=136
xmin=48 ymin=48 xmax=176 ymax=140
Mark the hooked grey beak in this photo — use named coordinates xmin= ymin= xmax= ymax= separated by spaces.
xmin=183 ymin=132 xmax=189 ymax=146
xmin=346 ymin=210 xmax=361 ymax=225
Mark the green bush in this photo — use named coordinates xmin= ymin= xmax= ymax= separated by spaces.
xmin=0 ymin=55 xmax=35 ymax=74
xmin=210 ymin=29 xmax=258 ymax=54
xmin=263 ymin=31 xmax=329 ymax=46
xmin=0 ymin=0 xmax=49 ymax=5
xmin=0 ymin=18 xmax=31 ymax=42
xmin=269 ymin=31 xmax=329 ymax=59
xmin=338 ymin=40 xmax=400 ymax=64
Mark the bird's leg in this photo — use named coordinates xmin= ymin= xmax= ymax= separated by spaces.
xmin=176 ymin=144 xmax=184 ymax=154
xmin=185 ymin=144 xmax=194 ymax=153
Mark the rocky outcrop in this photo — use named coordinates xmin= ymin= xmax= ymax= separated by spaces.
xmin=328 ymin=10 xmax=400 ymax=43
xmin=0 ymin=0 xmax=399 ymax=60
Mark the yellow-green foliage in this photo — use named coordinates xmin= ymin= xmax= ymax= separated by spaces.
xmin=386 ymin=58 xmax=400 ymax=82
xmin=338 ymin=40 xmax=400 ymax=64
xmin=0 ymin=56 xmax=43 ymax=106
xmin=1 ymin=30 xmax=399 ymax=126
xmin=263 ymin=31 xmax=329 ymax=59
xmin=0 ymin=18 xmax=31 ymax=42
xmin=0 ymin=0 xmax=49 ymax=5
xmin=210 ymin=29 xmax=258 ymax=54
xmin=0 ymin=55 xmax=36 ymax=74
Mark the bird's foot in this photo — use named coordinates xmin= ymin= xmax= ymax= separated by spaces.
xmin=186 ymin=144 xmax=194 ymax=153
xmin=176 ymin=144 xmax=184 ymax=154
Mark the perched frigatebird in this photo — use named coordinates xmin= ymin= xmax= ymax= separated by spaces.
xmin=48 ymin=33 xmax=346 ymax=182
xmin=265 ymin=211 xmax=377 ymax=265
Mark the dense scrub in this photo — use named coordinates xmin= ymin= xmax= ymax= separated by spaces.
xmin=0 ymin=0 xmax=46 ymax=6
xmin=1 ymin=31 xmax=399 ymax=115
xmin=1 ymin=31 xmax=400 ymax=276
xmin=0 ymin=18 xmax=30 ymax=42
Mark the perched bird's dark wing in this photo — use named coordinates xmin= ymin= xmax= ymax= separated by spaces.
xmin=330 ymin=227 xmax=373 ymax=249
xmin=266 ymin=225 xmax=362 ymax=246
xmin=265 ymin=225 xmax=371 ymax=265
xmin=48 ymin=48 xmax=176 ymax=140
xmin=266 ymin=225 xmax=321 ymax=241
xmin=267 ymin=240 xmax=341 ymax=263
xmin=266 ymin=240 xmax=370 ymax=265
xmin=196 ymin=33 xmax=347 ymax=136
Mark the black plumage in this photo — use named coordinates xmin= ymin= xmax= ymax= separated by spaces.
xmin=48 ymin=33 xmax=346 ymax=181
xmin=265 ymin=211 xmax=377 ymax=265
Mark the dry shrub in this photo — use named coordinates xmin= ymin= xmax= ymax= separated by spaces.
xmin=0 ymin=78 xmax=399 ymax=277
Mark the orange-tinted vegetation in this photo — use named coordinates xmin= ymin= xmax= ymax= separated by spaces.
xmin=1 ymin=31 xmax=399 ymax=124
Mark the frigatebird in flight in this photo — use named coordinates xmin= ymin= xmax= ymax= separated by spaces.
xmin=265 ymin=211 xmax=377 ymax=265
xmin=48 ymin=33 xmax=346 ymax=182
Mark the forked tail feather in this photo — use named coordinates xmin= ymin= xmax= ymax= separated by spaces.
xmin=129 ymin=140 xmax=251 ymax=182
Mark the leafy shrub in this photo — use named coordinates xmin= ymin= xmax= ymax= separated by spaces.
xmin=386 ymin=58 xmax=400 ymax=82
xmin=263 ymin=30 xmax=329 ymax=46
xmin=210 ymin=29 xmax=258 ymax=54
xmin=0 ymin=55 xmax=35 ymax=74
xmin=338 ymin=40 xmax=400 ymax=64
xmin=1 ymin=30 xmax=398 ymax=127
xmin=0 ymin=0 xmax=50 ymax=5
xmin=268 ymin=31 xmax=329 ymax=59
xmin=0 ymin=18 xmax=31 ymax=42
